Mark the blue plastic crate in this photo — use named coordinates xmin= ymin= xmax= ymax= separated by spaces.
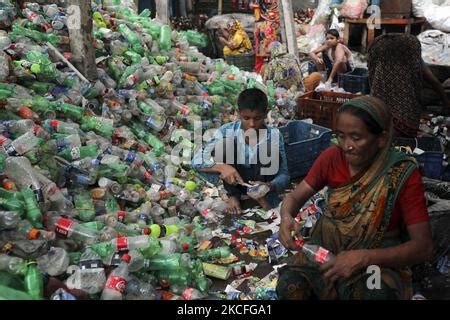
xmin=338 ymin=68 xmax=370 ymax=94
xmin=393 ymin=137 xmax=444 ymax=179
xmin=279 ymin=121 xmax=332 ymax=179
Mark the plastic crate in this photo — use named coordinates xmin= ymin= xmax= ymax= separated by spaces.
xmin=338 ymin=68 xmax=370 ymax=94
xmin=393 ymin=137 xmax=444 ymax=179
xmin=296 ymin=91 xmax=360 ymax=130
xmin=279 ymin=120 xmax=332 ymax=179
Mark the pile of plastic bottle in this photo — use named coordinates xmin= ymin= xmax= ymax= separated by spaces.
xmin=0 ymin=1 xmax=283 ymax=300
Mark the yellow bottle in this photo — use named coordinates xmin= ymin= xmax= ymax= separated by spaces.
xmin=148 ymin=224 xmax=179 ymax=238
xmin=93 ymin=12 xmax=107 ymax=29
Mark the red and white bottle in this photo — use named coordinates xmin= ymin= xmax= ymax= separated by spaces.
xmin=295 ymin=239 xmax=335 ymax=264
xmin=101 ymin=254 xmax=131 ymax=300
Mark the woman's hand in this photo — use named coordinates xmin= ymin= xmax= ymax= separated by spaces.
xmin=279 ymin=214 xmax=301 ymax=250
xmin=320 ymin=250 xmax=370 ymax=283
xmin=218 ymin=164 xmax=244 ymax=185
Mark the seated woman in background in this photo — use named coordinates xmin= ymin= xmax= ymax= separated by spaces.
xmin=262 ymin=41 xmax=303 ymax=92
xmin=218 ymin=19 xmax=253 ymax=56
xmin=277 ymin=95 xmax=433 ymax=300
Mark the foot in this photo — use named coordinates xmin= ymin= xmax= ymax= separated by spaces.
xmin=226 ymin=196 xmax=241 ymax=215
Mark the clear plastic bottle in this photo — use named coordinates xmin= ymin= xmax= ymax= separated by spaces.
xmin=295 ymin=239 xmax=335 ymax=264
xmin=3 ymin=131 xmax=39 ymax=156
xmin=101 ymin=254 xmax=131 ymax=300
xmin=0 ymin=211 xmax=20 ymax=230
xmin=170 ymin=284 xmax=205 ymax=300
xmin=125 ymin=275 xmax=155 ymax=300
xmin=98 ymin=177 xmax=122 ymax=195
xmin=36 ymin=247 xmax=69 ymax=276
xmin=0 ymin=254 xmax=27 ymax=275
xmin=77 ymin=246 xmax=106 ymax=294
xmin=47 ymin=215 xmax=99 ymax=244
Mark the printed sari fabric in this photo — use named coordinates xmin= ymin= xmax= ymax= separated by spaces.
xmin=263 ymin=41 xmax=303 ymax=91
xmin=277 ymin=96 xmax=417 ymax=300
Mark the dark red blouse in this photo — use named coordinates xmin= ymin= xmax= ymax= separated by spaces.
xmin=304 ymin=146 xmax=429 ymax=231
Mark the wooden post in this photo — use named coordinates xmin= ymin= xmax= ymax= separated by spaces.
xmin=155 ymin=0 xmax=170 ymax=25
xmin=218 ymin=0 xmax=222 ymax=15
xmin=67 ymin=0 xmax=98 ymax=81
xmin=279 ymin=0 xmax=299 ymax=59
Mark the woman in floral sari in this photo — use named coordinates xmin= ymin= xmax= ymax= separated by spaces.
xmin=277 ymin=96 xmax=433 ymax=300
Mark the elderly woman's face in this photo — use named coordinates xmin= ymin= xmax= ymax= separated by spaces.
xmin=335 ymin=113 xmax=383 ymax=170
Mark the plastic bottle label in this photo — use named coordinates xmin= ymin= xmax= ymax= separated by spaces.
xmin=315 ymin=247 xmax=329 ymax=263
xmin=117 ymin=211 xmax=126 ymax=223
xmin=125 ymin=151 xmax=136 ymax=163
xmin=55 ymin=217 xmax=74 ymax=238
xmin=0 ymin=135 xmax=8 ymax=146
xmin=180 ymin=106 xmax=189 ymax=115
xmin=183 ymin=288 xmax=194 ymax=300
xmin=138 ymin=214 xmax=149 ymax=224
xmin=71 ymin=147 xmax=80 ymax=159
xmin=28 ymin=12 xmax=38 ymax=22
xmin=80 ymin=259 xmax=103 ymax=269
xmin=116 ymin=237 xmax=128 ymax=251
xmin=3 ymin=143 xmax=17 ymax=156
xmin=105 ymin=275 xmax=127 ymax=293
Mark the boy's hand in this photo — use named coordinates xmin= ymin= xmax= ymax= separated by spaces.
xmin=219 ymin=164 xmax=244 ymax=185
xmin=315 ymin=57 xmax=324 ymax=65
xmin=247 ymin=180 xmax=271 ymax=200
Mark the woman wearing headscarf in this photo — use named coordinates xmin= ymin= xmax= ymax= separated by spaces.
xmin=218 ymin=19 xmax=253 ymax=56
xmin=262 ymin=41 xmax=304 ymax=92
xmin=368 ymin=34 xmax=423 ymax=137
xmin=277 ymin=95 xmax=433 ymax=300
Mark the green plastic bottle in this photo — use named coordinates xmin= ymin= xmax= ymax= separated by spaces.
xmin=0 ymin=198 xmax=25 ymax=215
xmin=54 ymin=102 xmax=84 ymax=120
xmin=137 ymin=238 xmax=162 ymax=258
xmin=80 ymin=221 xmax=105 ymax=231
xmin=91 ymin=241 xmax=114 ymax=259
xmin=143 ymin=133 xmax=165 ymax=156
xmin=24 ymin=262 xmax=43 ymax=300
xmin=26 ymin=51 xmax=58 ymax=79
xmin=196 ymin=246 xmax=231 ymax=260
xmin=81 ymin=117 xmax=114 ymax=137
xmin=74 ymin=191 xmax=96 ymax=222
xmin=58 ymin=144 xmax=99 ymax=161
xmin=21 ymin=189 xmax=43 ymax=229
xmin=105 ymin=195 xmax=121 ymax=213
xmin=156 ymin=269 xmax=191 ymax=287
xmin=0 ymin=188 xmax=23 ymax=201
xmin=0 ymin=284 xmax=34 ymax=300
xmin=145 ymin=253 xmax=191 ymax=271
xmin=159 ymin=25 xmax=172 ymax=51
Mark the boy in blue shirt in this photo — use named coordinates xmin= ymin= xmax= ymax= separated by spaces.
xmin=192 ymin=88 xmax=290 ymax=214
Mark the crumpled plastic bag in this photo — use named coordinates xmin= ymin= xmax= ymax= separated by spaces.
xmin=340 ymin=0 xmax=368 ymax=19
